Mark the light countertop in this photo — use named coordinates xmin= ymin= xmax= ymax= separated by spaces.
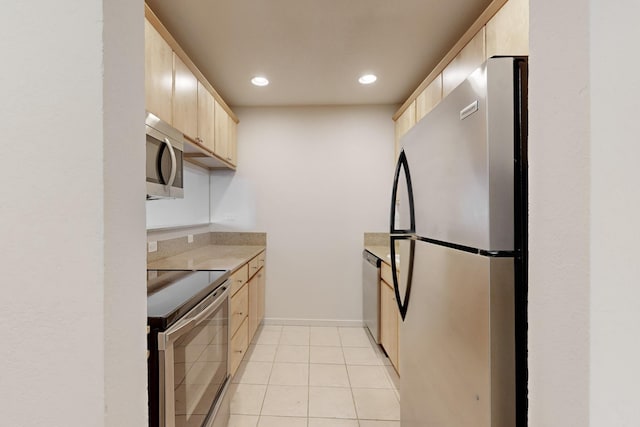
xmin=147 ymin=245 xmax=265 ymax=273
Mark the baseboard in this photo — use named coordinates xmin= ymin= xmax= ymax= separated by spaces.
xmin=263 ymin=317 xmax=364 ymax=328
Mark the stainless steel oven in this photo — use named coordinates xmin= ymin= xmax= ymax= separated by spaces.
xmin=148 ymin=270 xmax=230 ymax=427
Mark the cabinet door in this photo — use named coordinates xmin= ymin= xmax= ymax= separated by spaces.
xmin=214 ymin=99 xmax=229 ymax=162
xmin=230 ymin=283 xmax=248 ymax=337
xmin=230 ymin=264 xmax=249 ymax=297
xmin=248 ymin=276 xmax=258 ymax=341
xmin=442 ymin=28 xmax=486 ymax=97
xmin=230 ymin=318 xmax=248 ymax=377
xmin=394 ymin=101 xmax=416 ymax=159
xmin=144 ymin=19 xmax=173 ymax=124
xmin=416 ymin=74 xmax=443 ymax=123
xmin=197 ymin=81 xmax=215 ymax=153
xmin=248 ymin=256 xmax=260 ymax=279
xmin=172 ymin=54 xmax=198 ymax=139
xmin=228 ymin=117 xmax=238 ymax=166
xmin=486 ymin=0 xmax=529 ymax=58
xmin=257 ymin=268 xmax=266 ymax=323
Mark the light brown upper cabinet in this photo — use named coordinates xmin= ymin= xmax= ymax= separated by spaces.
xmin=393 ymin=0 xmax=529 ymax=151
xmin=394 ymin=101 xmax=416 ymax=159
xmin=416 ymin=75 xmax=443 ymax=123
xmin=442 ymin=28 xmax=486 ymax=97
xmin=486 ymin=0 xmax=529 ymax=58
xmin=144 ymin=20 xmax=173 ymax=124
xmin=197 ymin=82 xmax=216 ymax=153
xmin=214 ymin=100 xmax=237 ymax=166
xmin=172 ymin=54 xmax=198 ymax=140
xmin=228 ymin=118 xmax=238 ymax=166
xmin=145 ymin=5 xmax=239 ymax=170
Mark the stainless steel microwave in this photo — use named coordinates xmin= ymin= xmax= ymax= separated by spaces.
xmin=146 ymin=112 xmax=185 ymax=200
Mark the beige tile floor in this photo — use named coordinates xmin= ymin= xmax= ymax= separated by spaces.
xmin=227 ymin=325 xmax=400 ymax=427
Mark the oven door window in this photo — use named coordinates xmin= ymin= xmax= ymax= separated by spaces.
xmin=172 ymin=301 xmax=228 ymax=426
xmin=146 ymin=133 xmax=184 ymax=188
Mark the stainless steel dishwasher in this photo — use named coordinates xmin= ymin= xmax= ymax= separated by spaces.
xmin=363 ymin=250 xmax=381 ymax=343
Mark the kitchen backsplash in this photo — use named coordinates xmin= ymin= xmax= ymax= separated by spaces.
xmin=211 ymin=232 xmax=266 ymax=246
xmin=364 ymin=232 xmax=389 ymax=246
xmin=147 ymin=232 xmax=211 ymax=262
xmin=147 ymin=231 xmax=267 ymax=263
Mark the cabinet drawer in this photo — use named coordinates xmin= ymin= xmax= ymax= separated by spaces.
xmin=248 ymin=256 xmax=260 ymax=279
xmin=258 ymin=251 xmax=266 ymax=269
xmin=230 ymin=283 xmax=248 ymax=337
xmin=381 ymin=262 xmax=394 ymax=286
xmin=230 ymin=318 xmax=248 ymax=377
xmin=230 ymin=264 xmax=249 ymax=296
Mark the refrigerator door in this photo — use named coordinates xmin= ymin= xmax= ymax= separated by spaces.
xmin=401 ymin=241 xmax=515 ymax=427
xmin=389 ymin=236 xmax=415 ymax=320
xmin=390 ymin=150 xmax=415 ymax=235
xmin=400 ymin=57 xmax=516 ymax=252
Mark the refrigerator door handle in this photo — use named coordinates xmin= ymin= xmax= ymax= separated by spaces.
xmin=390 ymin=235 xmax=415 ymax=321
xmin=390 ymin=150 xmax=416 ymax=234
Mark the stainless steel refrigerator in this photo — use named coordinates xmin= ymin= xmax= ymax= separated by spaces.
xmin=389 ymin=56 xmax=528 ymax=427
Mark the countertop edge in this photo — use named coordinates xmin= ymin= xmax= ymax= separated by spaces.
xmin=147 ymin=244 xmax=266 ymax=273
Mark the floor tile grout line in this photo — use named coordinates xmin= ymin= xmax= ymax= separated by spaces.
xmin=255 ymin=327 xmax=280 ymax=423
xmin=341 ymin=339 xmax=362 ymax=422
xmin=232 ymin=326 xmax=398 ymax=426
xmin=307 ymin=341 xmax=311 ymax=423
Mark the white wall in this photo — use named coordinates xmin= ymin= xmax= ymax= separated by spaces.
xmin=103 ymin=1 xmax=148 ymax=426
xmin=528 ymin=0 xmax=591 ymax=424
xmin=146 ymin=163 xmax=211 ymax=229
xmin=589 ymin=1 xmax=640 ymax=425
xmin=0 ymin=1 xmax=146 ymax=426
xmin=530 ymin=0 xmax=640 ymax=426
xmin=211 ymin=106 xmax=395 ymax=323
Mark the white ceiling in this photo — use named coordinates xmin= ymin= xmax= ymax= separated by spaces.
xmin=146 ymin=0 xmax=493 ymax=107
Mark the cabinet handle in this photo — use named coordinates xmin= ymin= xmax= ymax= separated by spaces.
xmin=234 ymin=349 xmax=243 ymax=353
xmin=162 ymin=138 xmax=177 ymax=187
xmin=252 ymin=266 xmax=258 ymax=270
xmin=226 ymin=157 xmax=232 ymax=161
xmin=236 ymin=279 xmax=243 ymax=283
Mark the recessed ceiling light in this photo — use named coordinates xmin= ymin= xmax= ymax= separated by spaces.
xmin=358 ymin=74 xmax=377 ymax=85
xmin=251 ymin=76 xmax=269 ymax=87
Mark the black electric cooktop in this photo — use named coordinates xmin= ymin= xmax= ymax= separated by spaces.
xmin=147 ymin=269 xmax=230 ymax=330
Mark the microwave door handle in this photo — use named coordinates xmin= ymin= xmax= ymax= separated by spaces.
xmin=161 ymin=285 xmax=229 ymax=346
xmin=163 ymin=138 xmax=177 ymax=187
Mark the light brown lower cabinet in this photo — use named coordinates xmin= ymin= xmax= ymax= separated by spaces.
xmin=380 ymin=276 xmax=400 ymax=373
xmin=248 ymin=275 xmax=258 ymax=339
xmin=230 ymin=283 xmax=248 ymax=338
xmin=228 ymin=250 xmax=267 ymax=377
xmin=257 ymin=268 xmax=265 ymax=323
xmin=230 ymin=317 xmax=248 ymax=376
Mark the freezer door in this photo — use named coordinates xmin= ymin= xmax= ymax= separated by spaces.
xmin=401 ymin=241 xmax=515 ymax=427
xmin=400 ymin=57 xmax=516 ymax=252
xmin=390 ymin=150 xmax=415 ymax=235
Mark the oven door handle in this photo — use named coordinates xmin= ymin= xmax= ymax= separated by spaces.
xmin=161 ymin=284 xmax=229 ymax=347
